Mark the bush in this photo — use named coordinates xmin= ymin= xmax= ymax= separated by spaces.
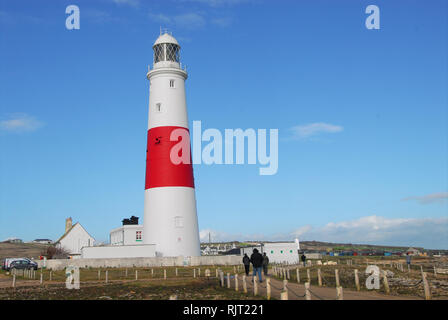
xmin=41 ymin=246 xmax=69 ymax=259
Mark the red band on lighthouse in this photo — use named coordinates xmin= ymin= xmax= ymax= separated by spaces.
xmin=145 ymin=126 xmax=195 ymax=189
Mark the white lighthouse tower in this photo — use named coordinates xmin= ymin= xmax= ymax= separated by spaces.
xmin=143 ymin=31 xmax=201 ymax=257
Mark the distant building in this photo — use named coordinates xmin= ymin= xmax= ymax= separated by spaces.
xmin=241 ymin=241 xmax=301 ymax=264
xmin=55 ymin=217 xmax=95 ymax=258
xmin=33 ymin=239 xmax=53 ymax=244
xmin=2 ymin=237 xmax=23 ymax=244
xmin=406 ymin=247 xmax=421 ymax=256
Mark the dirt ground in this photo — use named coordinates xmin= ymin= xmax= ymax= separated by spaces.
xmin=1 ymin=261 xmax=446 ymax=300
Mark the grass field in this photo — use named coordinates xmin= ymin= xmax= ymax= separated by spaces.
xmin=0 ymin=242 xmax=49 ymax=261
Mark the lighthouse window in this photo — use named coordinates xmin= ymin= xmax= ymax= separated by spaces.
xmin=156 ymin=103 xmax=162 ymax=112
xmin=166 ymin=43 xmax=180 ymax=62
xmin=136 ymin=231 xmax=142 ymax=240
xmin=174 ymin=216 xmax=184 ymax=228
xmin=154 ymin=44 xmax=164 ymax=63
xmin=170 ymin=79 xmax=175 ymax=88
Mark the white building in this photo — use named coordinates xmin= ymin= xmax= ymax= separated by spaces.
xmin=55 ymin=218 xmax=95 ymax=258
xmin=241 ymin=241 xmax=301 ymax=264
xmin=32 ymin=239 xmax=53 ymax=244
xmin=110 ymin=225 xmax=144 ymax=246
xmin=82 ymin=244 xmax=156 ymax=259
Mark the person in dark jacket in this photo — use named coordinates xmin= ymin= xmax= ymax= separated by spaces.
xmin=242 ymin=254 xmax=250 ymax=276
xmin=250 ymin=248 xmax=264 ymax=282
xmin=262 ymin=253 xmax=269 ymax=276
xmin=301 ymin=253 xmax=306 ymax=267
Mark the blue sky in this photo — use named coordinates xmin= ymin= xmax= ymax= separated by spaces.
xmin=0 ymin=0 xmax=447 ymax=249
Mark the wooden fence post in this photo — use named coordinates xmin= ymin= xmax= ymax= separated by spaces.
xmin=335 ymin=269 xmax=340 ymax=287
xmin=317 ymin=268 xmax=322 ymax=287
xmin=105 ymin=270 xmax=108 ymax=283
xmin=266 ymin=278 xmax=271 ymax=300
xmin=287 ymin=269 xmax=290 ymax=280
xmin=382 ymin=270 xmax=390 ymax=294
xmin=283 ymin=279 xmax=288 ymax=291
xmin=164 ymin=269 xmax=167 ymax=280
xmin=151 ymin=269 xmax=154 ymax=277
xmin=98 ymin=270 xmax=101 ymax=280
xmin=227 ymin=273 xmax=231 ymax=288
xmin=253 ymin=277 xmax=258 ymax=296
xmin=50 ymin=271 xmax=52 ymax=281
xmin=175 ymin=268 xmax=178 ymax=277
xmin=194 ymin=268 xmax=196 ymax=278
xmin=305 ymin=282 xmax=311 ymax=300
xmin=280 ymin=290 xmax=288 ymax=300
xmin=198 ymin=268 xmax=201 ymax=277
xmin=243 ymin=275 xmax=247 ymax=293
xmin=12 ymin=274 xmax=16 ymax=288
xmin=307 ymin=268 xmax=311 ymax=283
xmin=135 ymin=270 xmax=138 ymax=280
xmin=235 ymin=274 xmax=239 ymax=291
xmin=220 ymin=271 xmax=224 ymax=287
xmin=296 ymin=268 xmax=300 ymax=283
xmin=354 ymin=269 xmax=360 ymax=291
xmin=337 ymin=286 xmax=344 ymax=300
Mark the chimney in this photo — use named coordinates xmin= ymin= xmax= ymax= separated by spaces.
xmin=65 ymin=217 xmax=72 ymax=233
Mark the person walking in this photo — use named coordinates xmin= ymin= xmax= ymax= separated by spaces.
xmin=250 ymin=248 xmax=264 ymax=283
xmin=262 ymin=252 xmax=269 ymax=276
xmin=406 ymin=252 xmax=411 ymax=267
xmin=301 ymin=253 xmax=306 ymax=267
xmin=242 ymin=253 xmax=250 ymax=276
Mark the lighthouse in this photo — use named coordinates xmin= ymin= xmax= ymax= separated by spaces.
xmin=143 ymin=32 xmax=201 ymax=257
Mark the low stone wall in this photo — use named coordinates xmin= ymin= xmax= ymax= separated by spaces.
xmin=37 ymin=255 xmax=241 ymax=270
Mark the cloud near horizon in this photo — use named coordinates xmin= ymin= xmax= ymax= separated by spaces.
xmin=200 ymin=215 xmax=448 ymax=249
xmin=290 ymin=122 xmax=343 ymax=140
xmin=0 ymin=113 xmax=44 ymax=133
xmin=402 ymin=192 xmax=448 ymax=204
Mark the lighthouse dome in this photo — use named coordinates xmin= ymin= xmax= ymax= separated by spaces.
xmin=153 ymin=32 xmax=179 ymax=47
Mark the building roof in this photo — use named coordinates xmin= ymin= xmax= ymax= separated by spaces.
xmin=55 ymin=222 xmax=95 ymax=244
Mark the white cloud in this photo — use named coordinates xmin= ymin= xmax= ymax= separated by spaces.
xmin=149 ymin=12 xmax=206 ymax=29
xmin=290 ymin=122 xmax=343 ymax=139
xmin=180 ymin=0 xmax=254 ymax=7
xmin=402 ymin=192 xmax=448 ymax=204
xmin=174 ymin=13 xmax=206 ymax=29
xmin=0 ymin=113 xmax=44 ymax=133
xmin=149 ymin=13 xmax=171 ymax=24
xmin=111 ymin=0 xmax=139 ymax=7
xmin=211 ymin=17 xmax=233 ymax=27
xmin=200 ymin=215 xmax=448 ymax=249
